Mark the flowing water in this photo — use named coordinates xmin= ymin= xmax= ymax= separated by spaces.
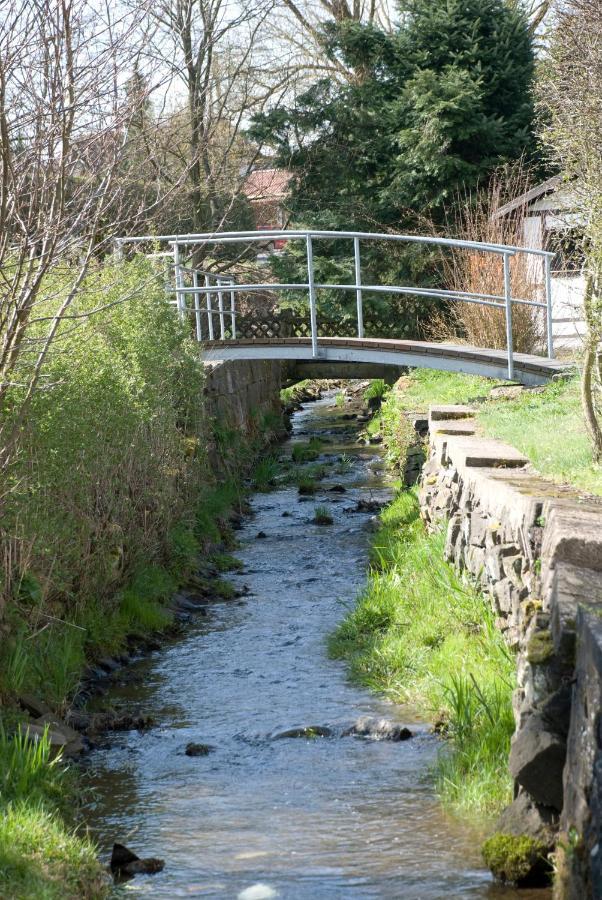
xmin=84 ymin=392 xmax=549 ymax=899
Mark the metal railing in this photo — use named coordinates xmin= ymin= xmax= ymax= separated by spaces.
xmin=116 ymin=229 xmax=556 ymax=381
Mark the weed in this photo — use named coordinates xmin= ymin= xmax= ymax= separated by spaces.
xmin=336 ymin=453 xmax=353 ymax=474
xmin=363 ymin=379 xmax=389 ymax=402
xmin=291 ymin=438 xmax=323 ymax=463
xmin=298 ymin=478 xmax=318 ymax=496
xmin=210 ymin=552 xmax=243 ymax=572
xmin=253 ymin=455 xmax=280 ymax=491
xmin=0 ymin=727 xmax=105 ymax=898
xmin=313 ymin=505 xmax=334 ymax=525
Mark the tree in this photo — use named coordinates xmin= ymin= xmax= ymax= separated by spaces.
xmin=130 ymin=0 xmax=280 ymax=237
xmin=255 ymin=1 xmax=535 ymax=227
xmin=0 ymin=0 xmax=154 ymax=476
xmin=250 ymin=0 xmax=536 ymax=335
xmin=541 ymin=0 xmax=602 ymax=459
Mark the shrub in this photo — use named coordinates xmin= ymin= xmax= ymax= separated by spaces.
xmin=430 ymin=163 xmax=544 ymax=354
xmin=0 ymin=255 xmax=206 ymax=699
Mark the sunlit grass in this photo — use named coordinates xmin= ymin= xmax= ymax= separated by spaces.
xmin=479 ymin=376 xmax=601 ymax=496
xmin=0 ymin=728 xmax=106 ymax=899
xmin=330 ymin=489 xmax=515 ymax=819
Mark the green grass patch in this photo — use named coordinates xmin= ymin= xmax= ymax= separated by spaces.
xmin=330 ymin=489 xmax=515 ymax=819
xmin=363 ymin=378 xmax=390 ymax=402
xmin=313 ymin=505 xmax=333 ymax=525
xmin=209 ymin=552 xmax=243 ymax=572
xmin=0 ymin=728 xmax=106 ymax=899
xmin=392 ymin=369 xmax=601 ymax=495
xmin=479 ymin=376 xmax=602 ymax=496
xmin=291 ymin=438 xmax=323 ymax=463
xmin=393 ymin=368 xmax=501 ymax=411
xmin=280 ymin=380 xmax=311 ymax=404
xmin=252 ymin=455 xmax=280 ymax=491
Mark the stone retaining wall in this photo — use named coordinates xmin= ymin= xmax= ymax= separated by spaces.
xmin=202 ymin=358 xmax=284 ymax=473
xmin=417 ymin=405 xmax=602 ymax=897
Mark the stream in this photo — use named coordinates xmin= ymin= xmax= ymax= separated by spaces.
xmin=84 ymin=390 xmax=546 ymax=899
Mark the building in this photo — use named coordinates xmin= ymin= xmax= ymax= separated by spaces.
xmin=495 ymin=175 xmax=586 ymax=352
xmin=242 ymin=167 xmax=292 ymax=249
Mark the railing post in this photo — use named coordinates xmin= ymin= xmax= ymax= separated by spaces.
xmin=193 ymin=271 xmax=202 ymax=341
xmin=544 ymin=254 xmax=555 ymax=359
xmin=205 ymin=274 xmax=215 ymax=341
xmin=229 ymin=281 xmax=236 ymax=339
xmin=306 ymin=235 xmax=318 ymax=358
xmin=217 ymin=277 xmax=226 ymax=340
xmin=173 ymin=241 xmax=186 ymax=322
xmin=354 ymin=236 xmax=364 ymax=338
xmin=503 ymin=252 xmax=515 ymax=381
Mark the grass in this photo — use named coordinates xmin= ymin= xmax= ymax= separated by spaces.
xmin=291 ymin=438 xmax=323 ymax=463
xmin=330 ymin=489 xmax=515 ymax=819
xmin=0 ymin=728 xmax=106 ymax=899
xmin=313 ymin=505 xmax=334 ymax=525
xmin=363 ymin=378 xmax=390 ymax=402
xmin=252 ymin=455 xmax=279 ymax=490
xmin=280 ymin=379 xmax=312 ymax=404
xmin=479 ymin=376 xmax=602 ymax=496
xmin=390 ymin=368 xmax=601 ymax=496
xmin=393 ymin=368 xmax=500 ymax=411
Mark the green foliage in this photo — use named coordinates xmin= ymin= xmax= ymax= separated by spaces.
xmin=482 ymin=833 xmax=550 ymax=885
xmin=253 ymin=455 xmax=280 ymax=490
xmin=291 ymin=438 xmax=323 ymax=463
xmin=363 ymin=379 xmax=389 ymax=402
xmin=0 ymin=728 xmax=106 ymax=898
xmin=251 ymin=0 xmax=536 ymax=335
xmin=280 ymin=380 xmax=313 ymax=404
xmin=0 ymin=802 xmax=106 ymax=900
xmin=210 ymin=552 xmax=243 ymax=572
xmin=2 ymin=255 xmax=205 ymax=641
xmin=392 ymin=369 xmax=498 ymax=411
xmin=313 ymin=505 xmax=334 ymax=525
xmin=379 ymin=390 xmax=417 ymax=472
xmin=330 ymin=488 xmax=515 ymax=817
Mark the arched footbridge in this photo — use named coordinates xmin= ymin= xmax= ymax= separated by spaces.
xmin=118 ymin=229 xmax=573 ymax=386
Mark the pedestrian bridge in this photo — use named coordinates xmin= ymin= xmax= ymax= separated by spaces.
xmin=118 ymin=229 xmax=573 ymax=385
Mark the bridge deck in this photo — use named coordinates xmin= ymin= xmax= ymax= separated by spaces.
xmin=202 ymin=337 xmax=572 ymax=386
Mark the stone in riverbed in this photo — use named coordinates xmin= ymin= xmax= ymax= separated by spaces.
xmin=185 ymin=742 xmax=215 ymax=756
xmin=272 ymin=725 xmax=333 ymax=739
xmin=496 ymin=791 xmax=558 ymax=845
xmin=110 ymin=843 xmax=164 ymax=878
xmin=345 ymin=717 xmax=413 ymax=741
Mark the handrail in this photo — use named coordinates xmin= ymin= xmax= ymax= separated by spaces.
xmin=116 ymin=228 xmax=556 ymax=380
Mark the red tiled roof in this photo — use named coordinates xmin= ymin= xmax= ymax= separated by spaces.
xmin=243 ymin=168 xmax=291 ymax=202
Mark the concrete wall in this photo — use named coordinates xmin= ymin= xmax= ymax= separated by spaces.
xmin=417 ymin=405 xmax=602 ymax=896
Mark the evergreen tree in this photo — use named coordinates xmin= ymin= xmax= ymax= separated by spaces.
xmin=250 ymin=0 xmax=536 ymax=335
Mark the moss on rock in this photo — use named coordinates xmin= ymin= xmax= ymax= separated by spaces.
xmin=482 ymin=833 xmax=551 ymax=885
xmin=526 ymin=630 xmax=554 ymax=665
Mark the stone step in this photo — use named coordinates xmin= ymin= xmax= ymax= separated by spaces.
xmin=430 ymin=418 xmax=477 ymax=436
xmin=429 ymin=404 xmax=476 ymax=422
xmin=449 ymin=437 xmax=529 ymax=469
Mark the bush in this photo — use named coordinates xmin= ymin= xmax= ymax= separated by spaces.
xmin=0 ymin=255 xmax=206 ymax=699
xmin=430 ymin=163 xmax=544 ymax=354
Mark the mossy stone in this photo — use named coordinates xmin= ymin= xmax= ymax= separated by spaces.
xmin=526 ymin=629 xmax=554 ymax=665
xmin=482 ymin=833 xmax=550 ymax=885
